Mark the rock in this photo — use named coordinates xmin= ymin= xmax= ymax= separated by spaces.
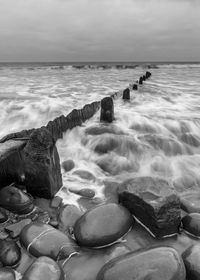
xmin=51 ymin=196 xmax=63 ymax=208
xmin=0 ymin=230 xmax=9 ymax=240
xmin=100 ymin=97 xmax=114 ymax=123
xmin=85 ymin=125 xmax=124 ymax=136
xmin=72 ymin=170 xmax=96 ymax=181
xmin=139 ymin=77 xmax=143 ymax=85
xmin=0 ymin=240 xmax=21 ymax=267
xmin=0 ymin=185 xmax=34 ymax=215
xmin=118 ymin=176 xmax=181 ymax=238
xmin=62 ymin=159 xmax=75 ymax=172
xmin=62 ymin=244 xmax=130 ymax=280
xmin=182 ymin=213 xmax=200 ymax=237
xmin=5 ymin=219 xmax=31 ymax=238
xmin=0 ymin=268 xmax=16 ymax=280
xmin=58 ymin=204 xmax=83 ymax=234
xmin=0 ymin=210 xmax=8 ymax=224
xmin=182 ymin=244 xmax=200 ymax=280
xmin=180 ymin=192 xmax=200 ymax=213
xmin=20 ymin=222 xmax=79 ymax=260
xmin=122 ymin=88 xmax=130 ymax=100
xmin=145 ymin=71 xmax=152 ymax=78
xmin=142 ymin=75 xmax=146 ymax=81
xmin=74 ymin=203 xmax=134 ymax=247
xmin=132 ymin=84 xmax=138 ymax=90
xmin=96 ymin=247 xmax=186 ymax=280
xmin=69 ymin=188 xmax=95 ymax=198
xmin=22 ymin=256 xmax=64 ymax=280
xmin=15 ymin=247 xmax=35 ymax=275
xmin=0 ymin=140 xmax=27 ymax=188
xmin=23 ymin=127 xmax=62 ymax=198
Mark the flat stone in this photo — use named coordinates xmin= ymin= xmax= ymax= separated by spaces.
xmin=5 ymin=219 xmax=31 ymax=238
xmin=22 ymin=256 xmax=64 ymax=280
xmin=20 ymin=222 xmax=79 ymax=260
xmin=74 ymin=203 xmax=134 ymax=247
xmin=97 ymin=247 xmax=186 ymax=280
xmin=72 ymin=170 xmax=96 ymax=181
xmin=68 ymin=188 xmax=95 ymax=198
xmin=182 ymin=244 xmax=200 ymax=280
xmin=0 ymin=267 xmax=16 ymax=280
xmin=180 ymin=192 xmax=200 ymax=213
xmin=182 ymin=213 xmax=200 ymax=237
xmin=0 ymin=240 xmax=21 ymax=267
xmin=118 ymin=176 xmax=181 ymax=238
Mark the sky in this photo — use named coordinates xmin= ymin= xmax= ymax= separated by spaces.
xmin=0 ymin=0 xmax=199 ymax=62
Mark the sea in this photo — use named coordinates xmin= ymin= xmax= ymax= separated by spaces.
xmin=0 ymin=62 xmax=200 ymax=206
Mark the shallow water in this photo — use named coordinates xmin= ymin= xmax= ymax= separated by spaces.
xmin=1 ymin=62 xmax=200 ymax=207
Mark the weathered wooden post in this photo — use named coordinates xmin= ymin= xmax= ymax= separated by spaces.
xmin=122 ymin=88 xmax=130 ymax=100
xmin=142 ymin=75 xmax=146 ymax=81
xmin=145 ymin=71 xmax=151 ymax=79
xmin=132 ymin=84 xmax=138 ymax=90
xmin=100 ymin=97 xmax=114 ymax=123
xmin=139 ymin=77 xmax=143 ymax=85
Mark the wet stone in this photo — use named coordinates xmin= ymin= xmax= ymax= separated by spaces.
xmin=0 ymin=267 xmax=16 ymax=280
xmin=20 ymin=222 xmax=79 ymax=260
xmin=68 ymin=188 xmax=95 ymax=199
xmin=0 ymin=240 xmax=21 ymax=267
xmin=5 ymin=219 xmax=31 ymax=238
xmin=182 ymin=213 xmax=200 ymax=237
xmin=118 ymin=176 xmax=181 ymax=238
xmin=22 ymin=256 xmax=64 ymax=280
xmin=62 ymin=159 xmax=75 ymax=172
xmin=72 ymin=170 xmax=96 ymax=181
xmin=51 ymin=196 xmax=63 ymax=208
xmin=180 ymin=192 xmax=200 ymax=213
xmin=182 ymin=244 xmax=200 ymax=280
xmin=74 ymin=203 xmax=134 ymax=248
xmin=97 ymin=247 xmax=186 ymax=280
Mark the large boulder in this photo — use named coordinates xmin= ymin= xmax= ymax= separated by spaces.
xmin=22 ymin=256 xmax=64 ymax=280
xmin=182 ymin=244 xmax=200 ymax=280
xmin=118 ymin=176 xmax=181 ymax=238
xmin=74 ymin=203 xmax=134 ymax=247
xmin=96 ymin=247 xmax=186 ymax=280
xmin=182 ymin=213 xmax=200 ymax=237
xmin=0 ymin=240 xmax=21 ymax=267
xmin=20 ymin=222 xmax=79 ymax=260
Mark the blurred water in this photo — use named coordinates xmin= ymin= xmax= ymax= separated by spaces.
xmin=1 ymin=63 xmax=200 ymax=207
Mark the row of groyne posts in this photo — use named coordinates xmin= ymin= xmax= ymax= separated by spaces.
xmin=0 ymin=71 xmax=152 ymax=199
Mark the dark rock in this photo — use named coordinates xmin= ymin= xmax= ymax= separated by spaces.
xmin=142 ymin=75 xmax=146 ymax=81
xmin=23 ymin=127 xmax=62 ymax=198
xmin=0 ymin=267 xmax=16 ymax=280
xmin=85 ymin=125 xmax=124 ymax=136
xmin=182 ymin=244 xmax=200 ymax=280
xmin=20 ymin=222 xmax=79 ymax=260
xmin=0 ymin=185 xmax=34 ymax=215
xmin=180 ymin=192 xmax=200 ymax=213
xmin=122 ymin=88 xmax=130 ymax=100
xmin=0 ymin=140 xmax=27 ymax=188
xmin=145 ymin=71 xmax=152 ymax=78
xmin=118 ymin=176 xmax=181 ymax=238
xmin=22 ymin=256 xmax=64 ymax=280
xmin=72 ymin=170 xmax=96 ymax=181
xmin=132 ymin=84 xmax=138 ymax=90
xmin=62 ymin=243 xmax=130 ymax=280
xmin=58 ymin=204 xmax=83 ymax=234
xmin=100 ymin=97 xmax=114 ymax=123
xmin=96 ymin=247 xmax=186 ymax=280
xmin=74 ymin=203 xmax=134 ymax=247
xmin=0 ymin=210 xmax=8 ymax=224
xmin=139 ymin=77 xmax=143 ymax=85
xmin=69 ymin=188 xmax=95 ymax=198
xmin=182 ymin=213 xmax=200 ymax=237
xmin=5 ymin=219 xmax=31 ymax=238
xmin=62 ymin=159 xmax=75 ymax=172
xmin=0 ymin=240 xmax=21 ymax=267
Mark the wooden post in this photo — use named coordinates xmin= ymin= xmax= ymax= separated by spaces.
xmin=145 ymin=71 xmax=151 ymax=79
xmin=100 ymin=97 xmax=114 ymax=123
xmin=132 ymin=84 xmax=138 ymax=90
xmin=122 ymin=88 xmax=130 ymax=100
xmin=139 ymin=77 xmax=143 ymax=85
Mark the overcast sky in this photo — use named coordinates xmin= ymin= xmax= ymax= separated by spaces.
xmin=0 ymin=0 xmax=199 ymax=62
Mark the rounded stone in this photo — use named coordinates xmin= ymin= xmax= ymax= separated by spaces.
xmin=0 ymin=240 xmax=21 ymax=267
xmin=22 ymin=256 xmax=64 ymax=280
xmin=62 ymin=160 xmax=75 ymax=172
xmin=0 ymin=268 xmax=16 ymax=280
xmin=96 ymin=247 xmax=186 ymax=280
xmin=0 ymin=211 xmax=8 ymax=224
xmin=68 ymin=188 xmax=95 ymax=199
xmin=72 ymin=170 xmax=96 ymax=181
xmin=74 ymin=203 xmax=134 ymax=248
xmin=182 ymin=244 xmax=200 ymax=280
xmin=182 ymin=213 xmax=200 ymax=237
xmin=20 ymin=222 xmax=79 ymax=260
xmin=180 ymin=192 xmax=200 ymax=213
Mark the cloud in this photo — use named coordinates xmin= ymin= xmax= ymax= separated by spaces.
xmin=0 ymin=0 xmax=199 ymax=61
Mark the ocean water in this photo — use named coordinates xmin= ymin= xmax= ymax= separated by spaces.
xmin=1 ymin=62 xmax=200 ymax=207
